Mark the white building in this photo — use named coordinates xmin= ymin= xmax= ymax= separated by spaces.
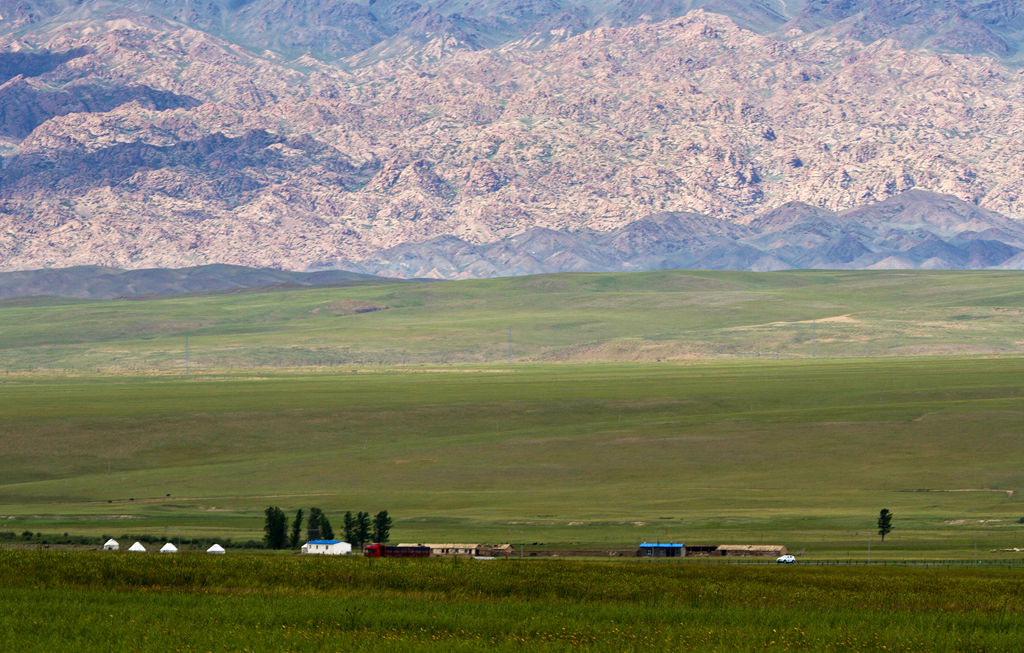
xmin=128 ymin=541 xmax=146 ymax=552
xmin=160 ymin=542 xmax=178 ymax=553
xmin=103 ymin=539 xmax=119 ymax=551
xmin=300 ymin=540 xmax=352 ymax=555
xmin=206 ymin=543 xmax=226 ymax=554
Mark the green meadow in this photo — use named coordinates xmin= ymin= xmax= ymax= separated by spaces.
xmin=1 ymin=550 xmax=1023 ymax=652
xmin=1 ymin=270 xmax=1023 ymax=555
xmin=1 ymin=358 xmax=1023 ymax=557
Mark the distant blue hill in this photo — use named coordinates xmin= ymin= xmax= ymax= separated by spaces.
xmin=0 ymin=264 xmax=394 ymax=300
xmin=335 ymin=190 xmax=1024 ymax=279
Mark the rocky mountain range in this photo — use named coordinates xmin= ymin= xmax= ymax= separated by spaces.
xmin=6 ymin=1 xmax=1024 ymax=62
xmin=2 ymin=2 xmax=1024 ymax=277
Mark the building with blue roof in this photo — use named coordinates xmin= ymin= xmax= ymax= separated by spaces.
xmin=300 ymin=540 xmax=352 ymax=555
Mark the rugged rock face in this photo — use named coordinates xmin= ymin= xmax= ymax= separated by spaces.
xmin=1 ymin=4 xmax=1024 ymax=275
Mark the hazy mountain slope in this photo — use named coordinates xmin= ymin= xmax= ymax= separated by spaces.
xmin=0 ymin=0 xmax=791 ymax=61
xmin=340 ymin=191 xmax=1024 ymax=278
xmin=0 ymin=264 xmax=390 ymax=299
xmin=791 ymin=0 xmax=1024 ymax=59
xmin=7 ymin=0 xmax=1024 ymax=63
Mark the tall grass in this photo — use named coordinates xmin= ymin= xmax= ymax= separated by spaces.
xmin=1 ymin=550 xmax=1022 ymax=651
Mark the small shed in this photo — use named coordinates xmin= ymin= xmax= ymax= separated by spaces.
xmin=637 ymin=542 xmax=684 ymax=558
xmin=300 ymin=540 xmax=352 ymax=555
xmin=103 ymin=539 xmax=119 ymax=551
xmin=128 ymin=541 xmax=146 ymax=552
xmin=206 ymin=543 xmax=226 ymax=555
xmin=482 ymin=543 xmax=514 ymax=558
xmin=160 ymin=542 xmax=178 ymax=553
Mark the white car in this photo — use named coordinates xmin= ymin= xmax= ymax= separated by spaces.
xmin=776 ymin=554 xmax=796 ymax=564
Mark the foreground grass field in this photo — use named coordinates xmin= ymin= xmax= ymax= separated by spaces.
xmin=1 ymin=357 xmax=1023 ymax=556
xmin=1 ymin=550 xmax=1021 ymax=652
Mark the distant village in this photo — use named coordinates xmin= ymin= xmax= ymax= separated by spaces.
xmin=84 ymin=504 xmax=793 ymax=560
xmin=96 ymin=537 xmax=789 ymax=560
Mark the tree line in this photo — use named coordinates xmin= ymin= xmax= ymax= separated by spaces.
xmin=263 ymin=507 xmax=392 ymax=550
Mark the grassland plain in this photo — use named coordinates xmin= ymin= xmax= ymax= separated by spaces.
xmin=1 ymin=357 xmax=1023 ymax=557
xmin=1 ymin=270 xmax=1024 ymax=371
xmin=1 ymin=550 xmax=1022 ymax=652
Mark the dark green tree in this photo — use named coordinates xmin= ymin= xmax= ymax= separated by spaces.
xmin=320 ymin=514 xmax=334 ymax=540
xmin=343 ymin=511 xmax=355 ymax=543
xmin=288 ymin=508 xmax=304 ymax=548
xmin=355 ymin=511 xmax=372 ymax=547
xmin=878 ymin=508 xmax=893 ymax=541
xmin=372 ymin=510 xmax=392 ymax=544
xmin=307 ymin=507 xmax=324 ymax=541
xmin=263 ymin=506 xmax=287 ymax=549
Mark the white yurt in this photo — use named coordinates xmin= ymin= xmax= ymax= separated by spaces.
xmin=128 ymin=541 xmax=146 ymax=552
xmin=159 ymin=542 xmax=178 ymax=553
xmin=103 ymin=539 xmax=119 ymax=551
xmin=206 ymin=543 xmax=226 ymax=555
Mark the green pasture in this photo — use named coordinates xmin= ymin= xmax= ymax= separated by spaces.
xmin=1 ymin=550 xmax=1023 ymax=651
xmin=0 ymin=270 xmax=1023 ymax=371
xmin=1 ymin=357 xmax=1023 ymax=557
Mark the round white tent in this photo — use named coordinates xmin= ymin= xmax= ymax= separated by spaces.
xmin=206 ymin=543 xmax=226 ymax=554
xmin=128 ymin=541 xmax=146 ymax=552
xmin=159 ymin=542 xmax=178 ymax=553
xmin=103 ymin=539 xmax=119 ymax=551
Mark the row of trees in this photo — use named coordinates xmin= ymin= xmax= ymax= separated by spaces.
xmin=264 ymin=507 xmax=392 ymax=550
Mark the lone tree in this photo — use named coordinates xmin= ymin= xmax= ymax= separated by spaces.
xmin=878 ymin=508 xmax=893 ymax=541
xmin=288 ymin=508 xmax=304 ymax=548
xmin=263 ymin=506 xmax=287 ymax=549
xmin=372 ymin=510 xmax=392 ymax=544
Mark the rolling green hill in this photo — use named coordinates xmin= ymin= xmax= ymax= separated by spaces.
xmin=1 ymin=270 xmax=1023 ymax=373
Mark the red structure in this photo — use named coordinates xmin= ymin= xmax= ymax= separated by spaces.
xmin=363 ymin=543 xmax=431 ymax=558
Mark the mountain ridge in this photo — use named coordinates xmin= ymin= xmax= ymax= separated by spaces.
xmin=335 ymin=190 xmax=1024 ymax=278
xmin=2 ymin=4 xmax=1024 ymax=275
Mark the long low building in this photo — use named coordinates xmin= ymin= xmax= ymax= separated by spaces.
xmin=399 ymin=543 xmax=480 ymax=557
xmin=715 ymin=545 xmax=788 ymax=557
xmin=709 ymin=545 xmax=789 ymax=557
xmin=641 ymin=543 xmax=790 ymax=557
